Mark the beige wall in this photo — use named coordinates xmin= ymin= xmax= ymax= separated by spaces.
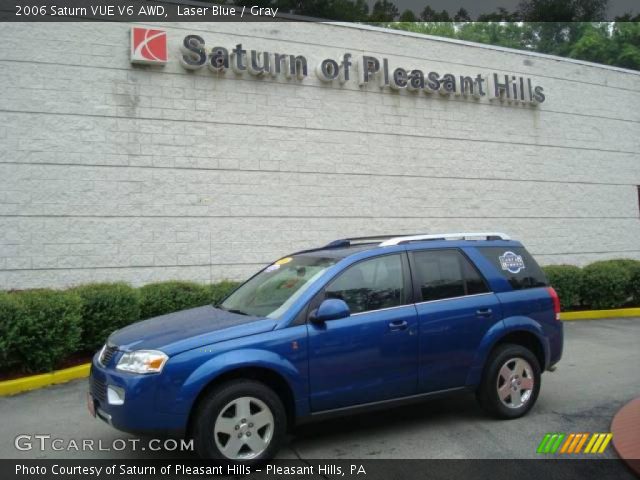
xmin=0 ymin=22 xmax=639 ymax=289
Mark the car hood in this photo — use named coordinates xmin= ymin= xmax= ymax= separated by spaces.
xmin=108 ymin=305 xmax=276 ymax=356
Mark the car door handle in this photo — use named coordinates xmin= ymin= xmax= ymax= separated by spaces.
xmin=476 ymin=308 xmax=493 ymax=318
xmin=388 ymin=320 xmax=409 ymax=331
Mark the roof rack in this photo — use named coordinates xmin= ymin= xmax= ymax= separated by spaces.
xmin=323 ymin=234 xmax=426 ymax=249
xmin=379 ymin=232 xmax=511 ymax=246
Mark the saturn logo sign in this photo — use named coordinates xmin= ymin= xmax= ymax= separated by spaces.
xmin=130 ymin=27 xmax=168 ymax=64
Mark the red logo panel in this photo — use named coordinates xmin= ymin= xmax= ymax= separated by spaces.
xmin=131 ymin=27 xmax=167 ymax=64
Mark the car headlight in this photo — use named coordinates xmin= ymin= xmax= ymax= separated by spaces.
xmin=116 ymin=350 xmax=168 ymax=374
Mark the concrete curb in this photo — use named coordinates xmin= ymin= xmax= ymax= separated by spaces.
xmin=0 ymin=363 xmax=90 ymax=397
xmin=0 ymin=308 xmax=639 ymax=397
xmin=560 ymin=307 xmax=640 ymax=321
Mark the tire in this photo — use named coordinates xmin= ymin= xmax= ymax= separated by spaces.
xmin=476 ymin=343 xmax=541 ymax=419
xmin=192 ymin=379 xmax=287 ymax=461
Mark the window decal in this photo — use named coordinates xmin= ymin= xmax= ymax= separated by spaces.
xmin=499 ymin=251 xmax=526 ymax=274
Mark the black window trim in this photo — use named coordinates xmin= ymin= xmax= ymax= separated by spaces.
xmin=407 ymin=247 xmax=492 ymax=304
xmin=302 ymin=251 xmax=414 ymax=322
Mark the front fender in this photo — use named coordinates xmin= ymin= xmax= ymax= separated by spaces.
xmin=465 ymin=316 xmax=550 ymax=386
xmin=166 ymin=348 xmax=304 ymax=417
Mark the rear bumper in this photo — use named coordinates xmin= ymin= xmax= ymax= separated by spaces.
xmin=88 ymin=354 xmax=187 ymax=436
xmin=547 ymin=320 xmax=564 ymax=370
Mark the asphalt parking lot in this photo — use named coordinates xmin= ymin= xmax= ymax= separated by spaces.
xmin=1 ymin=318 xmax=638 ymax=461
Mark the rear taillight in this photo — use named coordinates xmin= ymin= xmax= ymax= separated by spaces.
xmin=547 ymin=286 xmax=561 ymax=320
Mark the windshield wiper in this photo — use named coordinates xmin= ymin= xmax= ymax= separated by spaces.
xmin=226 ymin=308 xmax=249 ymax=316
xmin=216 ymin=304 xmax=250 ymax=316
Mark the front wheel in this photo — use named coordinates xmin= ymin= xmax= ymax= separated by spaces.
xmin=476 ymin=343 xmax=541 ymax=419
xmin=192 ymin=380 xmax=286 ymax=461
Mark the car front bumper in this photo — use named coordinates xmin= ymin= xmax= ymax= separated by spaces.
xmin=88 ymin=353 xmax=187 ymax=436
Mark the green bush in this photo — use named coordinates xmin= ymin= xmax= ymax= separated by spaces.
xmin=0 ymin=280 xmax=242 ymax=375
xmin=580 ymin=260 xmax=639 ymax=309
xmin=5 ymin=290 xmax=83 ymax=373
xmin=139 ymin=281 xmax=211 ymax=319
xmin=0 ymin=292 xmax=22 ymax=371
xmin=631 ymin=267 xmax=640 ymax=306
xmin=209 ymin=280 xmax=240 ymax=306
xmin=542 ymin=265 xmax=583 ymax=310
xmin=75 ymin=283 xmax=141 ymax=351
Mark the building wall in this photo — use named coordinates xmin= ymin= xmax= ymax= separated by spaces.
xmin=0 ymin=22 xmax=639 ymax=289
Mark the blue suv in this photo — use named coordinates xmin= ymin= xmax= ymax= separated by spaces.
xmin=89 ymin=232 xmax=563 ymax=461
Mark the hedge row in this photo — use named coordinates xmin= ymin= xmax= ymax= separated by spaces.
xmin=0 ymin=280 xmax=239 ymax=374
xmin=543 ymin=259 xmax=640 ymax=310
xmin=2 ymin=259 xmax=640 ymax=375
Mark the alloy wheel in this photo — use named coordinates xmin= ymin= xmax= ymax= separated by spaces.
xmin=496 ymin=357 xmax=534 ymax=409
xmin=213 ymin=396 xmax=274 ymax=460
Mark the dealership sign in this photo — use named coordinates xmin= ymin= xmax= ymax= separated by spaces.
xmin=130 ymin=27 xmax=545 ymax=105
xmin=130 ymin=27 xmax=167 ymax=64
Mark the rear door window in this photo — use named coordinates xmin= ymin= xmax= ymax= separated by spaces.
xmin=410 ymin=249 xmax=489 ymax=302
xmin=477 ymin=246 xmax=548 ymax=290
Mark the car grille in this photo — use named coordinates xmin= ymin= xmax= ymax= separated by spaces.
xmin=99 ymin=344 xmax=118 ymax=366
xmin=90 ymin=376 xmax=107 ymax=402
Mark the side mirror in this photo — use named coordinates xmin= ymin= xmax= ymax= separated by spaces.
xmin=310 ymin=298 xmax=351 ymax=323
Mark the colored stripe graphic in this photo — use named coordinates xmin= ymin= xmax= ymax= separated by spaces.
xmin=550 ymin=434 xmax=565 ymax=453
xmin=585 ymin=433 xmax=613 ymax=453
xmin=584 ymin=433 xmax=599 ymax=453
xmin=537 ymin=434 xmax=552 ymax=453
xmin=560 ymin=434 xmax=575 ymax=453
xmin=537 ymin=433 xmax=565 ymax=453
xmin=597 ymin=433 xmax=613 ymax=453
xmin=538 ymin=432 xmax=611 ymax=454
xmin=567 ymin=433 xmax=588 ymax=453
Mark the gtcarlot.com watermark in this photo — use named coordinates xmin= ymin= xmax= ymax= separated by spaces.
xmin=15 ymin=434 xmax=194 ymax=452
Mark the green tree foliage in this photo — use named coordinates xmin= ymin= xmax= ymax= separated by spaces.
xmin=224 ymin=0 xmax=638 ymax=69
xmin=453 ymin=8 xmax=471 ymax=22
xmin=380 ymin=0 xmax=639 ymax=70
xmin=456 ymin=22 xmax=532 ymax=50
xmin=399 ymin=9 xmax=417 ymax=22
xmin=420 ymin=6 xmax=451 ymax=21
xmin=610 ymin=22 xmax=640 ymax=69
xmin=477 ymin=7 xmax=520 ymax=22
xmin=370 ymin=0 xmax=399 ymax=22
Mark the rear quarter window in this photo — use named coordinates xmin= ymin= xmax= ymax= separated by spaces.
xmin=477 ymin=246 xmax=548 ymax=290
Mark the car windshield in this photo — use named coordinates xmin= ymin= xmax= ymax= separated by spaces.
xmin=219 ymin=255 xmax=338 ymax=319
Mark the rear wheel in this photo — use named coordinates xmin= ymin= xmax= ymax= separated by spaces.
xmin=476 ymin=343 xmax=541 ymax=419
xmin=192 ymin=380 xmax=286 ymax=461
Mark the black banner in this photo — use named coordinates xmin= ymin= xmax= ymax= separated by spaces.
xmin=1 ymin=0 xmax=638 ymax=22
xmin=4 ymin=459 xmax=640 ymax=480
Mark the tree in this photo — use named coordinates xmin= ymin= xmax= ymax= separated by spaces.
xmin=370 ymin=0 xmax=399 ymax=21
xmin=611 ymin=22 xmax=640 ymax=69
xmin=454 ymin=22 xmax=530 ymax=50
xmin=399 ymin=9 xmax=417 ymax=22
xmin=420 ymin=5 xmax=437 ymax=21
xmin=518 ymin=0 xmax=607 ymax=21
xmin=615 ymin=13 xmax=640 ymax=21
xmin=477 ymin=7 xmax=520 ymax=21
xmin=516 ymin=0 xmax=608 ymax=54
xmin=454 ymin=7 xmax=471 ymax=21
xmin=288 ymin=0 xmax=369 ymax=20
xmin=567 ymin=23 xmax=613 ymax=64
xmin=420 ymin=5 xmax=452 ymax=21
xmin=391 ymin=21 xmax=456 ymax=38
